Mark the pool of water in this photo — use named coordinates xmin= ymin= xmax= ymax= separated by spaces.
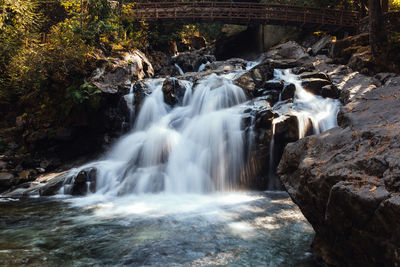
xmin=0 ymin=191 xmax=317 ymax=266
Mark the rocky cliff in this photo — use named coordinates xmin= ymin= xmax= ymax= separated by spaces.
xmin=278 ymin=63 xmax=400 ymax=265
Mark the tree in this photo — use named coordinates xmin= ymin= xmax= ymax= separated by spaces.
xmin=369 ymin=0 xmax=388 ymax=61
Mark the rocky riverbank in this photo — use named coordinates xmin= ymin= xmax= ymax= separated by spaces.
xmin=1 ymin=32 xmax=399 ymax=266
xmin=278 ymin=50 xmax=400 ymax=265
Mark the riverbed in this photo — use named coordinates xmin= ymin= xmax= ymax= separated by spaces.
xmin=0 ymin=191 xmax=316 ymax=266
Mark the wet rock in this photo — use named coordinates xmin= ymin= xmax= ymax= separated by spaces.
xmin=162 ymin=78 xmax=189 ymax=106
xmin=71 ymin=168 xmax=97 ymax=195
xmin=301 ymin=78 xmax=332 ymax=96
xmin=173 ymin=49 xmax=216 ymax=73
xmin=149 ymin=51 xmax=179 ymax=77
xmin=234 ymin=62 xmax=274 ymax=97
xmin=274 ymin=116 xmax=299 ymax=142
xmin=278 ymin=72 xmax=400 ymax=266
xmin=204 ymin=58 xmax=247 ymax=72
xmin=131 ymin=81 xmax=152 ymax=113
xmin=320 ymin=85 xmax=340 ymax=99
xmin=292 ymin=65 xmax=316 ymax=75
xmin=39 ymin=172 xmax=69 ymax=196
xmin=0 ymin=172 xmax=15 ymax=191
xmin=263 ymin=81 xmax=284 ymax=92
xmin=281 ymin=84 xmax=296 ymax=101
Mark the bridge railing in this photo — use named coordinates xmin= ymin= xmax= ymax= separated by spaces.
xmin=128 ymin=2 xmax=359 ymax=29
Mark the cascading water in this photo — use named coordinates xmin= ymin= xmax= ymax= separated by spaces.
xmin=274 ymin=69 xmax=340 ymax=138
xmin=77 ymin=72 xmax=247 ymax=195
xmin=1 ymin=58 xmax=341 ymax=267
xmin=266 ymin=69 xmax=340 ymax=186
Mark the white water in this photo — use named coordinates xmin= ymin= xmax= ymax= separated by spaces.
xmin=79 ymin=72 xmax=247 ymax=196
xmin=61 ymin=63 xmax=339 ymax=197
xmin=273 ymin=69 xmax=340 ymax=138
xmin=174 ymin=63 xmax=184 ymax=75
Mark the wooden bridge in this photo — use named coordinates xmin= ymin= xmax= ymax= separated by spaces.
xmin=130 ymin=2 xmax=360 ymax=31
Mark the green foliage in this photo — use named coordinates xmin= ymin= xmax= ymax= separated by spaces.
xmin=390 ymin=0 xmax=400 ymax=10
xmin=66 ymin=82 xmax=101 ymax=104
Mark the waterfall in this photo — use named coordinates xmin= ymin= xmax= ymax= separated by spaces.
xmin=84 ymin=73 xmax=247 ymax=195
xmin=59 ymin=62 xmax=340 ymax=196
xmin=273 ymin=69 xmax=340 ymax=138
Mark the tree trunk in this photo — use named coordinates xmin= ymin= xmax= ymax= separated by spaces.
xmin=381 ymin=0 xmax=388 ymax=12
xmin=369 ymin=0 xmax=388 ymax=61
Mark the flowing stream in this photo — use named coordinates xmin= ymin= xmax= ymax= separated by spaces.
xmin=0 ymin=58 xmax=340 ymax=266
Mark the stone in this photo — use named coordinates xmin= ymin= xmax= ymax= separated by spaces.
xmin=234 ymin=61 xmax=274 ymax=97
xmin=301 ymin=78 xmax=332 ymax=96
xmin=266 ymin=41 xmax=309 ymax=60
xmin=162 ymin=78 xmax=190 ymax=106
xmin=149 ymin=51 xmax=179 ymax=77
xmin=71 ymin=168 xmax=97 ymax=196
xmin=374 ymin=73 xmax=397 ymax=85
xmin=299 ymin=72 xmax=330 ymax=81
xmin=18 ymin=169 xmax=37 ymax=182
xmin=173 ymin=49 xmax=216 ymax=73
xmin=348 ymin=49 xmax=373 ymax=72
xmin=281 ymin=83 xmax=296 ymax=101
xmin=292 ymin=65 xmax=316 ymax=75
xmin=204 ymin=58 xmax=247 ymax=72
xmin=263 ymin=81 xmax=284 ymax=92
xmin=189 ymin=36 xmax=207 ymax=50
xmin=311 ymin=35 xmax=334 ymax=56
xmin=39 ymin=173 xmax=69 ymax=196
xmin=329 ymin=33 xmax=370 ymax=59
xmin=0 ymin=160 xmax=6 ymax=171
xmin=274 ymin=115 xmax=299 ymax=142
xmin=278 ymin=72 xmax=400 ymax=266
xmin=0 ymin=172 xmax=15 ymax=191
xmin=91 ymin=49 xmax=154 ymax=93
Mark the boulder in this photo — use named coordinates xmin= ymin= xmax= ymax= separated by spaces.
xmin=162 ymin=78 xmax=190 ymax=106
xmin=173 ymin=50 xmax=216 ymax=73
xmin=301 ymin=78 xmax=332 ymax=96
xmin=311 ymin=35 xmax=334 ymax=56
xmin=71 ymin=168 xmax=97 ymax=196
xmin=18 ymin=169 xmax=37 ymax=182
xmin=91 ymin=49 xmax=154 ymax=93
xmin=189 ymin=36 xmax=207 ymax=50
xmin=39 ymin=172 xmax=70 ymax=196
xmin=234 ymin=61 xmax=274 ymax=97
xmin=320 ymin=84 xmax=340 ymax=99
xmin=278 ymin=73 xmax=400 ymax=266
xmin=149 ymin=51 xmax=179 ymax=77
xmin=274 ymin=115 xmax=299 ymax=142
xmin=0 ymin=161 xmax=6 ymax=171
xmin=0 ymin=172 xmax=16 ymax=192
xmin=204 ymin=58 xmax=247 ymax=72
xmin=299 ymin=72 xmax=331 ymax=81
xmin=266 ymin=41 xmax=309 ymax=60
xmin=263 ymin=81 xmax=284 ymax=92
xmin=348 ymin=49 xmax=373 ymax=73
xmin=281 ymin=83 xmax=296 ymax=101
xmin=329 ymin=33 xmax=370 ymax=59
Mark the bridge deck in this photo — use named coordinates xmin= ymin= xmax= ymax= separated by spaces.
xmin=130 ymin=2 xmax=360 ymax=30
